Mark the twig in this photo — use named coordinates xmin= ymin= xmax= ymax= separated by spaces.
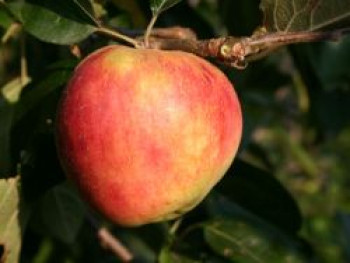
xmin=97 ymin=227 xmax=133 ymax=262
xmin=86 ymin=213 xmax=133 ymax=262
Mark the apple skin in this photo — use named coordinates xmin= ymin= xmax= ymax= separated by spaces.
xmin=56 ymin=45 xmax=242 ymax=226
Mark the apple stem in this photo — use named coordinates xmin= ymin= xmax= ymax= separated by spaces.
xmin=96 ymin=27 xmax=140 ymax=48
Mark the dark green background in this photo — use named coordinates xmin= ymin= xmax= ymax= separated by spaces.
xmin=1 ymin=0 xmax=350 ymax=262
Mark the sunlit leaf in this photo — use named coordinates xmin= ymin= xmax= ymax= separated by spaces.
xmin=1 ymin=76 xmax=31 ymax=104
xmin=204 ymin=220 xmax=304 ymax=263
xmin=150 ymin=0 xmax=183 ymax=15
xmin=0 ymin=177 xmax=22 ymax=263
xmin=260 ymin=0 xmax=350 ymax=32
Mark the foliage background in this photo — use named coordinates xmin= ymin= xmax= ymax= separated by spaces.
xmin=1 ymin=0 xmax=350 ymax=262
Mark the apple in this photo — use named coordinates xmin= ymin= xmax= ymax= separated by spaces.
xmin=56 ymin=45 xmax=242 ymax=226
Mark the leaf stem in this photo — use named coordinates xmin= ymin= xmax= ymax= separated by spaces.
xmin=1 ymin=23 xmax=21 ymax=44
xmin=169 ymin=218 xmax=182 ymax=236
xmin=72 ymin=0 xmax=101 ymax=27
xmin=20 ymin=32 xmax=28 ymax=85
xmin=144 ymin=14 xmax=159 ymax=47
xmin=95 ymin=27 xmax=139 ymax=47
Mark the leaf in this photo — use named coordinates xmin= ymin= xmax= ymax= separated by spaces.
xmin=338 ymin=213 xmax=350 ymax=260
xmin=150 ymin=0 xmax=183 ymax=15
xmin=1 ymin=76 xmax=31 ymax=104
xmin=204 ymin=220 xmax=304 ymax=263
xmin=218 ymin=0 xmax=262 ymax=36
xmin=159 ymin=247 xmax=200 ymax=263
xmin=0 ymin=177 xmax=22 ymax=263
xmin=214 ymin=160 xmax=302 ymax=234
xmin=0 ymin=4 xmax=14 ymax=29
xmin=0 ymin=97 xmax=14 ymax=178
xmin=289 ymin=41 xmax=350 ymax=136
xmin=39 ymin=182 xmax=85 ymax=244
xmin=14 ymin=59 xmax=76 ymax=123
xmin=7 ymin=0 xmax=97 ymax=45
xmin=72 ymin=0 xmax=97 ymax=22
xmin=260 ymin=0 xmax=350 ymax=32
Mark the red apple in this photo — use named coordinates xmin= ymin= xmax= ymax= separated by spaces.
xmin=56 ymin=45 xmax=242 ymax=226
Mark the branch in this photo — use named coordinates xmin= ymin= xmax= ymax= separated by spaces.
xmin=139 ymin=27 xmax=350 ymax=69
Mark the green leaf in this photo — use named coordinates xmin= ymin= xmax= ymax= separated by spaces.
xmin=7 ymin=0 xmax=97 ymax=45
xmin=39 ymin=182 xmax=86 ymax=244
xmin=150 ymin=0 xmax=183 ymax=15
xmin=0 ymin=96 xmax=14 ymax=178
xmin=218 ymin=0 xmax=262 ymax=36
xmin=0 ymin=177 xmax=22 ymax=263
xmin=159 ymin=247 xmax=200 ymax=263
xmin=204 ymin=220 xmax=304 ymax=263
xmin=260 ymin=0 xmax=350 ymax=32
xmin=14 ymin=59 xmax=76 ymax=123
xmin=214 ymin=160 xmax=302 ymax=234
xmin=289 ymin=41 xmax=350 ymax=136
xmin=0 ymin=4 xmax=14 ymax=29
xmin=1 ymin=76 xmax=31 ymax=104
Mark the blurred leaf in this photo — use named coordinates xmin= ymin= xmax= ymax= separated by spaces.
xmin=338 ymin=213 xmax=350 ymax=261
xmin=260 ymin=0 xmax=350 ymax=32
xmin=159 ymin=246 xmax=200 ymax=263
xmin=155 ymin=1 xmax=215 ymax=39
xmin=150 ymin=0 xmax=183 ymax=15
xmin=91 ymin=1 xmax=107 ymax=19
xmin=0 ymin=177 xmax=21 ymax=263
xmin=0 ymin=96 xmax=14 ymax=177
xmin=276 ymin=128 xmax=319 ymax=178
xmin=310 ymin=39 xmax=350 ymax=88
xmin=204 ymin=220 xmax=304 ymax=263
xmin=1 ymin=75 xmax=31 ymax=104
xmin=1 ymin=22 xmax=21 ymax=43
xmin=116 ymin=223 xmax=167 ymax=262
xmin=290 ymin=41 xmax=350 ymax=136
xmin=215 ymin=160 xmax=302 ymax=234
xmin=72 ymin=0 xmax=97 ymax=22
xmin=110 ymin=0 xmax=146 ymax=27
xmin=218 ymin=0 xmax=261 ymax=36
xmin=14 ymin=59 xmax=76 ymax=123
xmin=0 ymin=4 xmax=14 ymax=28
xmin=39 ymin=182 xmax=85 ymax=244
xmin=7 ymin=0 xmax=96 ymax=44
